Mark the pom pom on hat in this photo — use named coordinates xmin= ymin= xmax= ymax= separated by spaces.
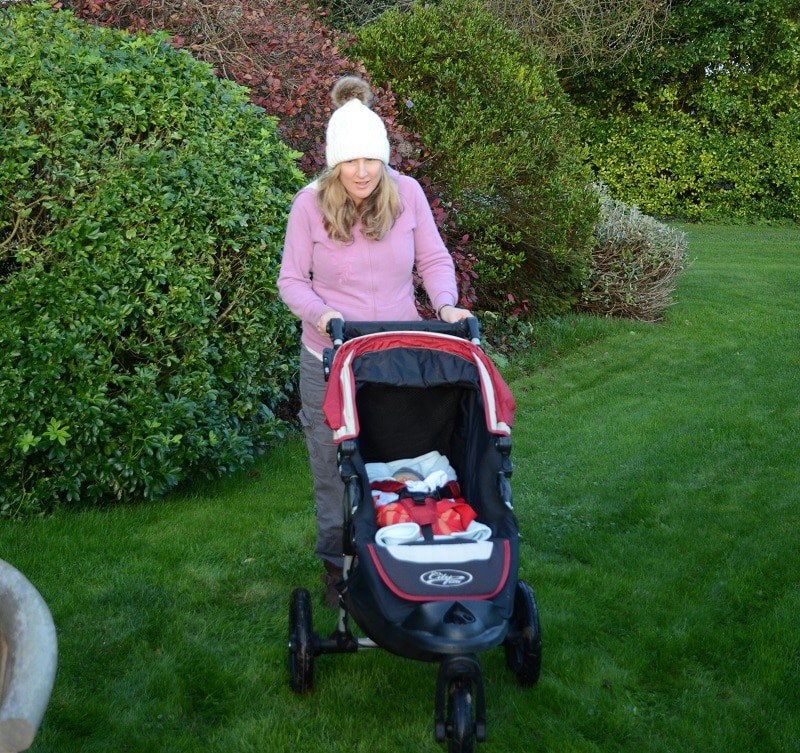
xmin=331 ymin=76 xmax=374 ymax=109
xmin=325 ymin=76 xmax=390 ymax=168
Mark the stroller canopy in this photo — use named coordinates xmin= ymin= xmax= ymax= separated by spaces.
xmin=322 ymin=330 xmax=515 ymax=444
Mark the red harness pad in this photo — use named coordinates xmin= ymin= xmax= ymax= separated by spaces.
xmin=372 ymin=479 xmax=478 ymax=535
xmin=366 ymin=540 xmax=511 ymax=602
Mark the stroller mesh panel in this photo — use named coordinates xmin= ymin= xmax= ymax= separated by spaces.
xmin=355 ymin=383 xmax=465 ymax=464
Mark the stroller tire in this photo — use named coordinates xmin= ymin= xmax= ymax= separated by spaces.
xmin=504 ymin=580 xmax=542 ymax=686
xmin=288 ymin=588 xmax=314 ymax=694
xmin=447 ymin=679 xmax=475 ymax=753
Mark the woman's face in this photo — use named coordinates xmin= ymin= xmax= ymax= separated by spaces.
xmin=338 ymin=158 xmax=383 ymax=207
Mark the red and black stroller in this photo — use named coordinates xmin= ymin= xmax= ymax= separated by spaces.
xmin=288 ymin=319 xmax=541 ymax=752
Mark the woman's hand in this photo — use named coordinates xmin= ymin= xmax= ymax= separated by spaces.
xmin=316 ymin=309 xmax=344 ymax=336
xmin=438 ymin=304 xmax=473 ymax=323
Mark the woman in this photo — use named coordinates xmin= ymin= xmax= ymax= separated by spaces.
xmin=278 ymin=76 xmax=472 ymax=607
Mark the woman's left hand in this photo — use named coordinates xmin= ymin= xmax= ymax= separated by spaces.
xmin=438 ymin=305 xmax=473 ymax=323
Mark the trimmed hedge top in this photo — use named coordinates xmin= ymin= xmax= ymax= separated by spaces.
xmin=0 ymin=4 xmax=304 ymax=515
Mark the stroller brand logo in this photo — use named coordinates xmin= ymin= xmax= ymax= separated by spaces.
xmin=421 ymin=569 xmax=473 ymax=588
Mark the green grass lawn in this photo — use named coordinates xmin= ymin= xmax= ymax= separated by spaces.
xmin=2 ymin=224 xmax=798 ymax=752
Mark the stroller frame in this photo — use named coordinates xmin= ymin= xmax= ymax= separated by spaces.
xmin=288 ymin=319 xmax=541 ymax=752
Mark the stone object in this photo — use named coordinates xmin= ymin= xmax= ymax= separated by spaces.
xmin=0 ymin=560 xmax=57 ymax=753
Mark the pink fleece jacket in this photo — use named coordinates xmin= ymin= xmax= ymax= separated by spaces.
xmin=278 ymin=168 xmax=458 ymax=355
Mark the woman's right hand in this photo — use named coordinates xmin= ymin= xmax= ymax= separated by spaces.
xmin=316 ymin=309 xmax=344 ymax=336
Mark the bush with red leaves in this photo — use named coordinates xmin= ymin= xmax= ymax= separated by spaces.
xmin=57 ymin=0 xmax=477 ymax=312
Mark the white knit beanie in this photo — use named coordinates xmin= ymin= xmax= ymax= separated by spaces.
xmin=325 ymin=76 xmax=390 ymax=168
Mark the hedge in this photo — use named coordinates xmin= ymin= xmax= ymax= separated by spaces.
xmin=571 ymin=0 xmax=800 ymax=222
xmin=0 ymin=3 xmax=304 ymax=515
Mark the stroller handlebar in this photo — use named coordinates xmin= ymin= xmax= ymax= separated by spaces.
xmin=326 ymin=317 xmax=481 ymax=346
xmin=327 ymin=317 xmax=346 ymax=347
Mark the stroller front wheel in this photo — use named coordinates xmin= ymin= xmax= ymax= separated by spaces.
xmin=288 ymin=588 xmax=315 ymax=694
xmin=447 ymin=679 xmax=475 ymax=753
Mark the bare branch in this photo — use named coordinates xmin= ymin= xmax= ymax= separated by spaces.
xmin=483 ymin=0 xmax=673 ymax=73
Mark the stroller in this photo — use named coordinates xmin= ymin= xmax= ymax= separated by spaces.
xmin=288 ymin=319 xmax=541 ymax=752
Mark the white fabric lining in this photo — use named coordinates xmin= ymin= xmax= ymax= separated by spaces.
xmin=379 ymin=541 xmax=494 ymax=564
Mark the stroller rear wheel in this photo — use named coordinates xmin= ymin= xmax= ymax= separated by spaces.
xmin=288 ymin=588 xmax=315 ymax=694
xmin=504 ymin=579 xmax=542 ymax=686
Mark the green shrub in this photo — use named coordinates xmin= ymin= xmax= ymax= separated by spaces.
xmin=0 ymin=4 xmax=304 ymax=516
xmin=581 ymin=105 xmax=800 ymax=224
xmin=577 ymin=184 xmax=689 ymax=322
xmin=571 ymin=0 xmax=800 ymax=222
xmin=351 ymin=0 xmax=598 ymax=317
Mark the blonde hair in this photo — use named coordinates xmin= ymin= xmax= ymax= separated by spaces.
xmin=317 ymin=163 xmax=401 ymax=243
